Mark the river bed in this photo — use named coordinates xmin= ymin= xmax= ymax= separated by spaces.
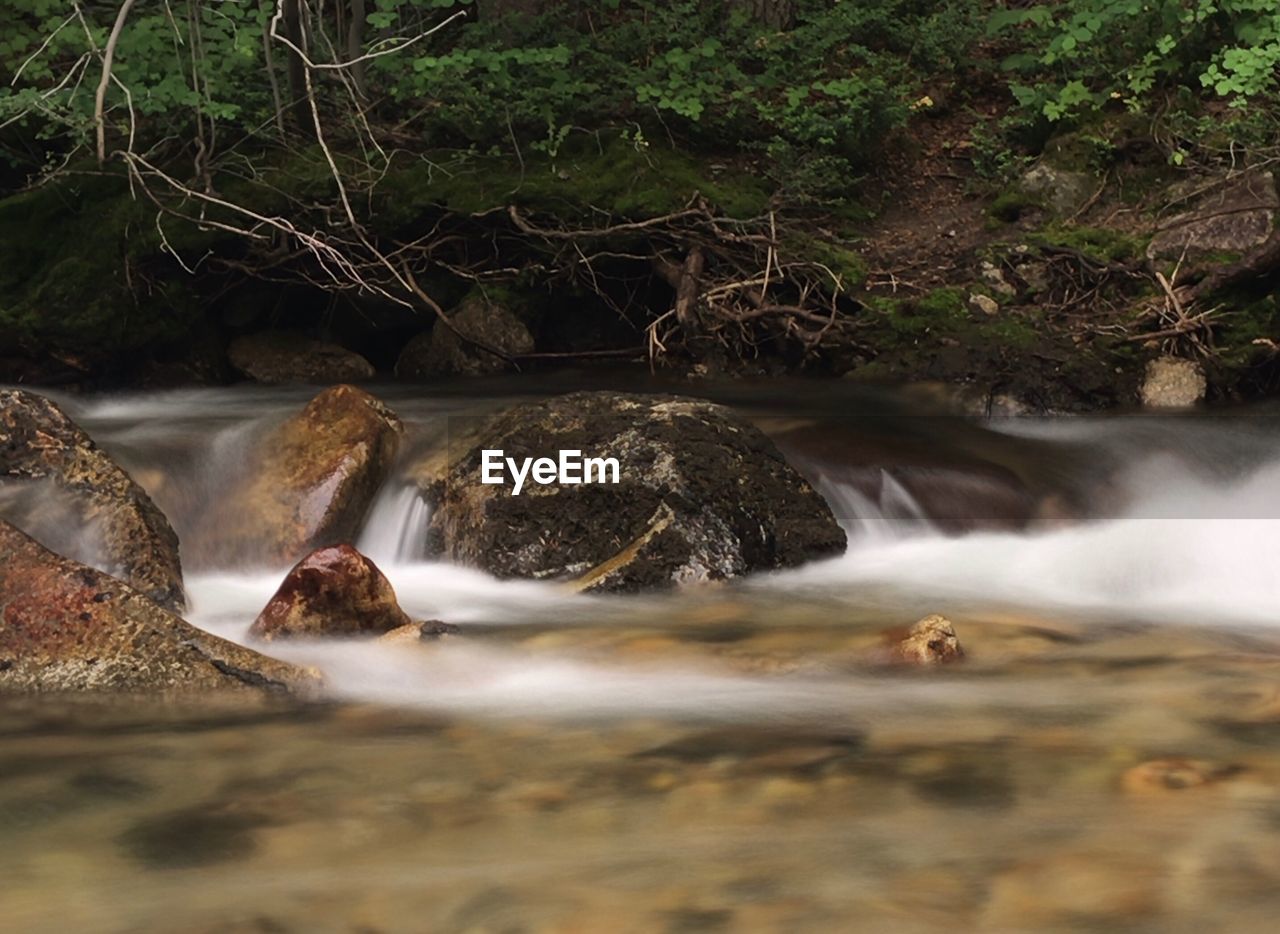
xmin=3 ymin=381 xmax=1280 ymax=932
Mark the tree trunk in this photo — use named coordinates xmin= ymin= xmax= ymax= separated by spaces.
xmin=348 ymin=0 xmax=368 ymax=99
xmin=281 ymin=0 xmax=310 ymax=130
xmin=725 ymin=0 xmax=796 ymax=30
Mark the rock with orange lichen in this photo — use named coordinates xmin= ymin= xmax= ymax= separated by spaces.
xmin=0 ymin=519 xmax=317 ymax=694
xmin=249 ymin=544 xmax=411 ymax=642
xmin=189 ymin=385 xmax=401 ymax=569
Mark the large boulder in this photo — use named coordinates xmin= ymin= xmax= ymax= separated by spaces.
xmin=248 ymin=544 xmax=412 ymax=642
xmin=0 ymin=390 xmax=186 ymax=611
xmin=1147 ymin=170 xmax=1278 ymax=260
xmin=1019 ymin=162 xmax=1094 ymax=217
xmin=395 ymin=294 xmax=534 ymax=378
xmin=228 ymin=330 xmax=375 ymax=385
xmin=189 ymin=385 xmax=402 ymax=569
xmin=420 ymin=392 xmax=846 ymax=591
xmin=0 ymin=520 xmax=316 ymax=693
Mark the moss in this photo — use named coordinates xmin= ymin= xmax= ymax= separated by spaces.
xmin=0 ymin=173 xmax=206 ymax=360
xmin=1041 ymin=131 xmax=1116 ymax=174
xmin=375 ymin=137 xmax=773 ymax=229
xmin=1030 ymin=225 xmax=1147 ymax=263
xmin=780 ymin=233 xmax=868 ymax=288
xmin=1214 ymin=292 xmax=1280 ymax=370
xmin=914 ymin=287 xmax=968 ymax=317
xmin=987 ymin=191 xmax=1039 ymax=223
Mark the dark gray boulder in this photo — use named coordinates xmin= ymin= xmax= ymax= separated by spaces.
xmin=419 ymin=392 xmax=846 ymax=592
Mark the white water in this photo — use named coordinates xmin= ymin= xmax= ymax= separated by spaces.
xmin=357 ymin=484 xmax=432 ymax=564
xmin=28 ymin=388 xmax=1280 ymax=718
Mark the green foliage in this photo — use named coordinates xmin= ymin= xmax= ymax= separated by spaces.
xmin=989 ymin=0 xmax=1280 ymax=125
xmin=1 ymin=1 xmax=985 ymax=210
xmin=0 ymin=0 xmax=276 ymax=158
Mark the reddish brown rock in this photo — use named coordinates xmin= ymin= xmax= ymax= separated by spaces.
xmin=189 ymin=385 xmax=402 ymax=569
xmin=0 ymin=389 xmax=185 ymax=611
xmin=249 ymin=544 xmax=412 ymax=642
xmin=0 ymin=520 xmax=316 ymax=693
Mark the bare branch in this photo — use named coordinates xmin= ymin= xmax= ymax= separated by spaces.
xmin=94 ymin=0 xmax=137 ymax=166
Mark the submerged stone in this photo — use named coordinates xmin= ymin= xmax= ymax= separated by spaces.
xmin=890 ymin=614 xmax=965 ymax=666
xmin=0 ymin=389 xmax=186 ymax=612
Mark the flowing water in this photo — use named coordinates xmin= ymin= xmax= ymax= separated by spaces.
xmin=4 ymin=380 xmax=1280 ymax=933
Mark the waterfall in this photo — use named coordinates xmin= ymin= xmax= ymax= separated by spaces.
xmin=357 ymin=484 xmax=432 ymax=565
xmin=807 ymin=466 xmax=936 ymax=542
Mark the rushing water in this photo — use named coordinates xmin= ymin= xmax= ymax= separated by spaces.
xmin=4 ymin=380 xmax=1280 ymax=933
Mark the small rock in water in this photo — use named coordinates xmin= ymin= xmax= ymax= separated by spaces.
xmin=1139 ymin=356 xmax=1205 ymax=408
xmin=379 ymin=619 xmax=461 ymax=646
xmin=892 ymin=614 xmax=965 ymax=666
xmin=1120 ymin=757 xmax=1245 ymax=795
xmin=249 ymin=544 xmax=412 ymax=641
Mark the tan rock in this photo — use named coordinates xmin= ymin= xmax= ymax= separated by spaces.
xmin=0 ymin=520 xmax=317 ymax=693
xmin=1140 ymin=356 xmax=1205 ymax=408
xmin=968 ymin=293 xmax=1000 ymax=316
xmin=0 ymin=389 xmax=186 ymax=611
xmin=189 ymin=385 xmax=401 ymax=569
xmin=890 ymin=614 xmax=965 ymax=666
xmin=984 ymin=850 xmax=1162 ymax=928
xmin=1121 ymin=758 xmax=1246 ymax=795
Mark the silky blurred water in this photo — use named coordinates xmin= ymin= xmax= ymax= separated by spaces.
xmin=4 ymin=382 xmax=1280 ymax=932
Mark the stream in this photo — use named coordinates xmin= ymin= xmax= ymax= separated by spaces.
xmin=4 ymin=380 xmax=1280 ymax=932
